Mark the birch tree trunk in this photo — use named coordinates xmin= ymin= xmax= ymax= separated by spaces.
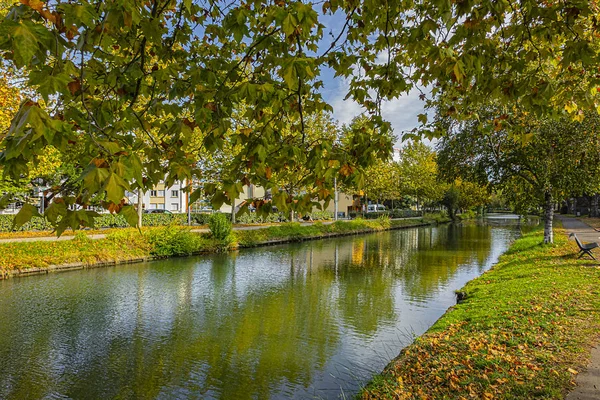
xmin=544 ymin=190 xmax=554 ymax=244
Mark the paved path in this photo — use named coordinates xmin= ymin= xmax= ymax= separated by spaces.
xmin=555 ymin=215 xmax=600 ymax=400
xmin=556 ymin=215 xmax=600 ymax=243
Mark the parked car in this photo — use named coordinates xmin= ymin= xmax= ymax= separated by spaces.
xmin=144 ymin=209 xmax=173 ymax=214
xmin=367 ymin=204 xmax=387 ymax=213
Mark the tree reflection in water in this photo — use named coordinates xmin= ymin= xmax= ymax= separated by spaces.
xmin=0 ymin=219 xmax=521 ymax=399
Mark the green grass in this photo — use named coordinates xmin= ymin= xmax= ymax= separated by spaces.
xmin=0 ymin=217 xmax=441 ymax=278
xmin=360 ymin=226 xmax=600 ymax=399
xmin=0 ymin=227 xmax=222 ymax=277
xmin=234 ymin=217 xmax=433 ymax=247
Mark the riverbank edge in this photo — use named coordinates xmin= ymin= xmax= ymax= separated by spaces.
xmin=359 ymin=225 xmax=600 ymax=399
xmin=2 ymin=219 xmax=440 ymax=280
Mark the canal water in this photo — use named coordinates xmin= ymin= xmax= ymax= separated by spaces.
xmin=0 ymin=217 xmax=524 ymax=399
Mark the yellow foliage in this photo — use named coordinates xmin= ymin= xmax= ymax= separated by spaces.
xmin=0 ymin=77 xmax=22 ymax=133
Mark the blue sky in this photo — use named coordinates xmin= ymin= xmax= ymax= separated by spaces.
xmin=317 ymin=12 xmax=428 ymax=145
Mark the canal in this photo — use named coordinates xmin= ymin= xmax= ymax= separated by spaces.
xmin=0 ymin=217 xmax=523 ymax=399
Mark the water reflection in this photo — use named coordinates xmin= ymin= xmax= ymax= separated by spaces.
xmin=0 ymin=220 xmax=521 ymax=399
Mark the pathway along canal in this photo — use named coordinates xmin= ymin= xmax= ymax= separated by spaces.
xmin=0 ymin=216 xmax=526 ymax=399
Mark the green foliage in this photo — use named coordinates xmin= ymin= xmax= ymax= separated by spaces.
xmin=362 ymin=226 xmax=600 ymax=399
xmin=457 ymin=209 xmax=477 ymax=221
xmin=0 ymin=212 xmax=210 ymax=232
xmin=146 ymin=225 xmax=203 ymax=257
xmin=398 ymin=141 xmax=443 ymax=207
xmin=235 ymin=212 xmax=285 ymax=224
xmin=422 ymin=212 xmax=451 ymax=224
xmin=0 ymin=0 xmax=400 ymax=234
xmin=348 ymin=210 xmax=424 ymax=219
xmin=208 ymin=213 xmax=232 ymax=241
xmin=309 ymin=210 xmax=334 ymax=220
xmin=235 ymin=217 xmax=428 ymax=247
xmin=0 ymin=216 xmax=435 ymax=275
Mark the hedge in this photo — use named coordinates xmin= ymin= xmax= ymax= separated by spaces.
xmin=0 ymin=212 xmax=231 ymax=232
xmin=348 ymin=209 xmax=423 ymax=220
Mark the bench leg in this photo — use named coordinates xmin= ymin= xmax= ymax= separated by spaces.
xmin=578 ymin=250 xmax=596 ymax=260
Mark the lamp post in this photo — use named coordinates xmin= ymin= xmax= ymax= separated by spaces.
xmin=334 ymin=177 xmax=338 ymax=221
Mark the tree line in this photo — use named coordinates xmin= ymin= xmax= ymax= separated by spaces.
xmin=0 ymin=0 xmax=598 ymax=237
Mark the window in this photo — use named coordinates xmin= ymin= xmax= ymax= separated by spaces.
xmin=150 ymin=203 xmax=157 ymax=209
xmin=171 ymin=190 xmax=178 ymax=198
xmin=158 ymin=190 xmax=165 ymax=197
xmin=171 ymin=203 xmax=179 ymax=211
xmin=150 ymin=190 xmax=158 ymax=197
xmin=157 ymin=203 xmax=165 ymax=210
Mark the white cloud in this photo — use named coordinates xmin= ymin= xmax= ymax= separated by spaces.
xmin=326 ymin=76 xmax=430 ymax=146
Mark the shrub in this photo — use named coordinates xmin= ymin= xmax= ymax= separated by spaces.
xmin=236 ymin=212 xmax=284 ymax=224
xmin=349 ymin=211 xmax=391 ymax=220
xmin=309 ymin=210 xmax=334 ymax=220
xmin=389 ymin=209 xmax=423 ymax=218
xmin=458 ymin=209 xmax=477 ymax=220
xmin=209 ymin=213 xmax=232 ymax=240
xmin=147 ymin=225 xmax=203 ymax=257
xmin=422 ymin=211 xmax=451 ymax=224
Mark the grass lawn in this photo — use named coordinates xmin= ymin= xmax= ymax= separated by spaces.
xmin=0 ymin=217 xmax=443 ymax=278
xmin=360 ymin=226 xmax=600 ymax=399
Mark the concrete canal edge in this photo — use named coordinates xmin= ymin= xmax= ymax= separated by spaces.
xmin=2 ymin=221 xmax=436 ymax=280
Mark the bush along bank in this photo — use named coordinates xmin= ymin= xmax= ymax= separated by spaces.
xmin=360 ymin=226 xmax=600 ymax=400
xmin=0 ymin=215 xmax=446 ymax=279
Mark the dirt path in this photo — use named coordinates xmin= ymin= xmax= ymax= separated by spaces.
xmin=555 ymin=215 xmax=600 ymax=400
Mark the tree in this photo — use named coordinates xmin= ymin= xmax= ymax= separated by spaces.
xmin=437 ymin=109 xmax=600 ymax=243
xmin=336 ymin=115 xmax=396 ymax=207
xmin=398 ymin=141 xmax=442 ymax=209
xmin=329 ymin=1 xmax=600 ymax=135
xmin=362 ymin=159 xmax=401 ymax=207
xmin=0 ymin=0 xmax=598 ymax=233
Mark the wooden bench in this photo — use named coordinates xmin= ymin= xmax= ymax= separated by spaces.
xmin=569 ymin=233 xmax=599 ymax=260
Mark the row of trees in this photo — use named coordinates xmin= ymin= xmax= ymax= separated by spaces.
xmin=345 ymin=137 xmax=490 ymax=219
xmin=436 ymin=108 xmax=600 ymax=243
xmin=0 ymin=0 xmax=598 ymax=235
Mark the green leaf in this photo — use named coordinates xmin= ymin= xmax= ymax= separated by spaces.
xmin=44 ymin=201 xmax=67 ymax=224
xmin=120 ymin=205 xmax=139 ymax=228
xmin=55 ymin=210 xmax=79 ymax=237
xmin=0 ymin=194 xmax=12 ymax=210
xmin=282 ymin=63 xmax=297 ymax=90
xmin=282 ymin=13 xmax=297 ymax=36
xmin=82 ymin=166 xmax=110 ymax=193
xmin=11 ymin=203 xmax=41 ymax=230
xmin=104 ymin=173 xmax=129 ymax=203
xmin=189 ymin=187 xmax=203 ymax=204
xmin=9 ymin=22 xmax=39 ymax=67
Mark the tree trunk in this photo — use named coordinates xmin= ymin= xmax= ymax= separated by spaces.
xmin=446 ymin=205 xmax=456 ymax=221
xmin=591 ymin=194 xmax=599 ymax=218
xmin=137 ymin=188 xmax=143 ymax=227
xmin=544 ymin=190 xmax=554 ymax=244
xmin=231 ymin=203 xmax=236 ymax=224
xmin=568 ymin=198 xmax=576 ymax=215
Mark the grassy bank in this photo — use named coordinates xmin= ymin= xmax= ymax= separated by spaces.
xmin=235 ymin=217 xmax=438 ymax=246
xmin=0 ymin=216 xmax=445 ymax=279
xmin=361 ymin=226 xmax=600 ymax=399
